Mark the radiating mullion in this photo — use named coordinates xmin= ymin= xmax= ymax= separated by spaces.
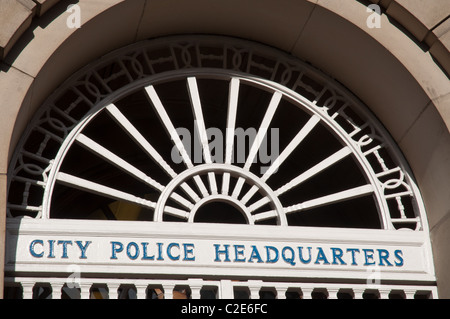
xmin=275 ymin=147 xmax=352 ymax=196
xmin=240 ymin=185 xmax=259 ymax=205
xmin=180 ymin=182 xmax=201 ymax=202
xmin=75 ymin=133 xmax=194 ymax=210
xmin=56 ymin=172 xmax=156 ymax=210
xmin=240 ymin=114 xmax=320 ymax=205
xmin=145 ymin=85 xmax=209 ymax=198
xmin=248 ymin=196 xmax=270 ymax=213
xmin=76 ymin=133 xmax=164 ymax=192
xmin=231 ymin=91 xmax=282 ymax=199
xmin=145 ymin=85 xmax=194 ymax=168
xmin=247 ymin=146 xmax=353 ymax=213
xmin=221 ymin=173 xmax=231 ymax=196
xmin=253 ymin=210 xmax=278 ymax=223
xmin=56 ymin=172 xmax=191 ymax=219
xmin=106 ymin=104 xmax=201 ymax=204
xmin=231 ymin=177 xmax=246 ymax=199
xmin=193 ymin=175 xmax=210 ymax=198
xmin=187 ymin=77 xmax=218 ymax=195
xmin=222 ymin=78 xmax=240 ymax=196
xmin=244 ymin=91 xmax=282 ymax=170
xmin=105 ymin=104 xmax=177 ymax=178
xmin=163 ymin=205 xmax=190 ymax=220
xmin=284 ymin=184 xmax=374 ymax=214
xmin=253 ymin=185 xmax=374 ymax=222
xmin=262 ymin=115 xmax=320 ymax=181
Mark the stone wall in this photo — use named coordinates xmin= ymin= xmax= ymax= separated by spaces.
xmin=0 ymin=0 xmax=448 ymax=298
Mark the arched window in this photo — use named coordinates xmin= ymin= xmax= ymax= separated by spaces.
xmin=5 ymin=36 xmax=437 ymax=299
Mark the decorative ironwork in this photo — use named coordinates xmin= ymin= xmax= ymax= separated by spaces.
xmin=7 ymin=36 xmax=426 ymax=231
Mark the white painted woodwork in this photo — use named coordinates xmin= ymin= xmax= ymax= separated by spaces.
xmin=5 ymin=38 xmax=436 ymax=299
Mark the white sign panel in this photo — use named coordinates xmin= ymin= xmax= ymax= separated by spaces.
xmin=5 ymin=219 xmax=435 ymax=282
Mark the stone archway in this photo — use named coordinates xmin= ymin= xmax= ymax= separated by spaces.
xmin=0 ymin=0 xmax=449 ymax=297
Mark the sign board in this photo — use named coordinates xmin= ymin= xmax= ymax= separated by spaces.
xmin=5 ymin=219 xmax=435 ymax=283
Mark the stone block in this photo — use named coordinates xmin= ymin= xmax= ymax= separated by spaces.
xmin=430 ymin=212 xmax=450 ymax=298
xmin=0 ymin=174 xmax=6 ymax=299
xmin=399 ymin=103 xmax=450 ymax=230
xmin=387 ymin=0 xmax=450 ymax=42
xmin=0 ymin=0 xmax=36 ymax=59
xmin=32 ymin=0 xmax=61 ymax=16
xmin=291 ymin=2 xmax=431 ymax=142
xmin=429 ymin=18 xmax=450 ymax=75
xmin=137 ymin=0 xmax=316 ymax=54
xmin=0 ymin=66 xmax=34 ymax=173
xmin=4 ymin=0 xmax=146 ymax=158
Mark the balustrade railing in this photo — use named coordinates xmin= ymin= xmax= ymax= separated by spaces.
xmin=4 ymin=277 xmax=437 ymax=299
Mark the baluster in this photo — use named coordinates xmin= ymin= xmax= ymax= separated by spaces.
xmin=276 ymin=287 xmax=287 ymax=299
xmin=79 ymin=283 xmax=92 ymax=299
xmin=378 ymin=289 xmax=391 ymax=299
xmin=51 ymin=282 xmax=64 ymax=299
xmin=428 ymin=290 xmax=436 ymax=299
xmin=404 ymin=290 xmax=416 ymax=299
xmin=136 ymin=284 xmax=149 ymax=299
xmin=247 ymin=281 xmax=262 ymax=299
xmin=21 ymin=282 xmax=35 ymax=299
xmin=107 ymin=283 xmax=120 ymax=299
xmin=219 ymin=280 xmax=233 ymax=299
xmin=249 ymin=287 xmax=260 ymax=299
xmin=327 ymin=288 xmax=339 ymax=299
xmin=301 ymin=287 xmax=314 ymax=299
xmin=163 ymin=284 xmax=175 ymax=299
xmin=352 ymin=288 xmax=365 ymax=300
xmin=188 ymin=279 xmax=203 ymax=299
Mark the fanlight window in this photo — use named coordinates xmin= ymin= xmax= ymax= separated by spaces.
xmin=47 ymin=74 xmax=384 ymax=228
xmin=7 ymin=37 xmax=424 ymax=232
xmin=5 ymin=36 xmax=436 ymax=300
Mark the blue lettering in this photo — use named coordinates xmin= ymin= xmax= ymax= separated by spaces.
xmin=157 ymin=243 xmax=164 ymax=261
xmin=47 ymin=240 xmax=55 ymax=258
xmin=298 ymin=247 xmax=312 ymax=264
xmin=75 ymin=241 xmax=91 ymax=259
xmin=265 ymin=246 xmax=279 ymax=263
xmin=394 ymin=250 xmax=404 ymax=267
xmin=378 ymin=249 xmax=393 ymax=266
xmin=346 ymin=248 xmax=360 ymax=265
xmin=57 ymin=240 xmax=73 ymax=259
xmin=127 ymin=242 xmax=140 ymax=260
xmin=282 ymin=247 xmax=296 ymax=266
xmin=29 ymin=240 xmax=44 ymax=258
xmin=167 ymin=243 xmax=180 ymax=261
xmin=214 ymin=244 xmax=231 ymax=262
xmin=363 ymin=249 xmax=376 ymax=266
xmin=248 ymin=245 xmax=263 ymax=263
xmin=183 ymin=243 xmax=195 ymax=261
xmin=314 ymin=247 xmax=330 ymax=265
xmin=331 ymin=247 xmax=347 ymax=265
xmin=141 ymin=242 xmax=155 ymax=260
xmin=234 ymin=245 xmax=246 ymax=262
xmin=111 ymin=241 xmax=123 ymax=260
